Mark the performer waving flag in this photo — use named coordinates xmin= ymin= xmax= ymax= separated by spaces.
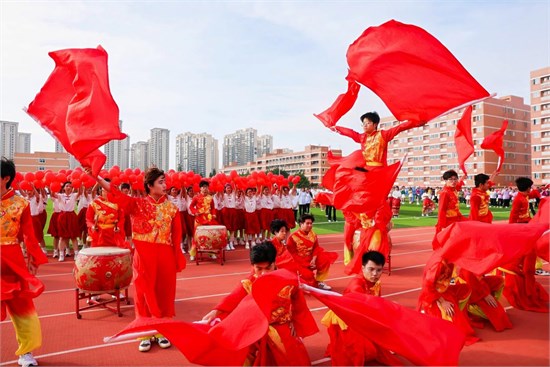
xmin=481 ymin=120 xmax=508 ymax=173
xmin=26 ymin=46 xmax=126 ymax=175
xmin=454 ymin=106 xmax=475 ymax=175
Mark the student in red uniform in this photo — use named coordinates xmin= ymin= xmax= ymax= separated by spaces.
xmin=86 ymin=179 xmax=126 ymax=248
xmin=188 ymin=181 xmax=217 ymax=261
xmin=1 ymin=158 xmax=48 ymax=367
xmin=434 ymin=170 xmax=466 ymax=249
xmin=322 ymin=251 xmax=401 ymax=366
xmin=201 ymin=242 xmax=318 ymax=366
xmin=89 ymin=167 xmax=185 ymax=352
xmin=469 ymin=173 xmax=496 ymax=223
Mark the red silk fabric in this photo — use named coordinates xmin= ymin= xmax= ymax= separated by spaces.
xmin=454 ymin=106 xmax=474 ymax=174
xmin=27 ymin=46 xmax=126 ymax=176
xmin=480 ymin=120 xmax=508 ymax=173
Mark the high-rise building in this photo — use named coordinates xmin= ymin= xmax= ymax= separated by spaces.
xmin=55 ymin=140 xmax=64 ymax=153
xmin=380 ymin=95 xmax=531 ymax=187
xmin=1 ymin=120 xmax=19 ymax=159
xmin=16 ymin=132 xmax=31 ymax=154
xmin=131 ymin=141 xmax=149 ymax=171
xmin=530 ymin=66 xmax=550 ymax=185
xmin=103 ymin=121 xmax=130 ymax=169
xmin=222 ymin=145 xmax=341 ymax=187
xmin=149 ymin=128 xmax=170 ymax=171
xmin=176 ymin=132 xmax=219 ymax=176
xmin=223 ymin=128 xmax=273 ymax=167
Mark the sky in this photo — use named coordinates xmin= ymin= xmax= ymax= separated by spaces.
xmin=1 ymin=1 xmax=549 ymax=169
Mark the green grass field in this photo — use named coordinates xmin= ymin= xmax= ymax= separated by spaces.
xmin=42 ymin=201 xmax=514 ymax=246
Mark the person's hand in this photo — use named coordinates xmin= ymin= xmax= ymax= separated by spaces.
xmin=309 ymin=257 xmax=317 ymax=270
xmin=28 ymin=261 xmax=38 ymax=275
xmin=438 ymin=298 xmax=455 ymax=317
xmin=201 ymin=309 xmax=220 ymax=324
xmin=329 ymin=126 xmax=337 ymax=132
xmin=289 ymin=322 xmax=297 ymax=337
xmin=484 ymin=294 xmax=498 ymax=308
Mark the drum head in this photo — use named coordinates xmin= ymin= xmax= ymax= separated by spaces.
xmin=196 ymin=225 xmax=227 ymax=230
xmin=78 ymin=247 xmax=130 ymax=256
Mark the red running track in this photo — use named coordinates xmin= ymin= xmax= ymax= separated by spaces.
xmin=1 ymin=226 xmax=548 ymax=366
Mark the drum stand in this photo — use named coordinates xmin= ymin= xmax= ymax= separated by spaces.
xmin=75 ymin=288 xmax=130 ymax=319
xmin=195 ymin=248 xmax=225 ymax=265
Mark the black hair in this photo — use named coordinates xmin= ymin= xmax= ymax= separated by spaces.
xmin=61 ymin=181 xmax=72 ymax=192
xmin=199 ymin=180 xmax=209 ymax=188
xmin=360 ymin=111 xmax=380 ymax=124
xmin=362 ymin=251 xmax=386 ymax=267
xmin=120 ymin=183 xmax=131 ymax=190
xmin=442 ymin=170 xmax=458 ymax=181
xmin=250 ymin=241 xmax=277 ymax=264
xmin=299 ymin=213 xmax=315 ymax=224
xmin=1 ymin=157 xmax=16 ymax=189
xmin=474 ymin=173 xmax=490 ymax=188
xmin=270 ymin=219 xmax=289 ymax=234
xmin=144 ymin=167 xmax=165 ymax=194
xmin=515 ymin=177 xmax=533 ymax=192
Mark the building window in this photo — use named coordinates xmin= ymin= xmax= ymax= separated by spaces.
xmin=38 ymin=158 xmax=46 ymax=163
xmin=38 ymin=166 xmax=45 ymax=171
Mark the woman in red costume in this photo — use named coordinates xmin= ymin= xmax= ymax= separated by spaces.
xmin=86 ymin=179 xmax=126 ymax=248
xmin=89 ymin=167 xmax=184 ymax=353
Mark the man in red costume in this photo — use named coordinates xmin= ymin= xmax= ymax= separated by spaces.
xmin=322 ymin=251 xmax=401 ymax=366
xmin=201 ymin=241 xmax=318 ymax=366
xmin=86 ymin=179 xmax=126 ymax=248
xmin=331 ymin=111 xmax=425 ymax=170
xmin=286 ymin=214 xmax=338 ymax=290
xmin=469 ymin=173 xmax=496 ymax=223
xmin=90 ymin=167 xmax=184 ymax=352
xmin=434 ymin=170 xmax=466 ymax=249
xmin=188 ymin=180 xmax=217 ymax=261
xmin=1 ymin=158 xmax=48 ymax=367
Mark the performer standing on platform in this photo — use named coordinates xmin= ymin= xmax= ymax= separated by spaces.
xmin=1 ymin=158 xmax=48 ymax=367
xmin=286 ymin=214 xmax=338 ymax=290
xmin=201 ymin=242 xmax=318 ymax=366
xmin=188 ymin=180 xmax=217 ymax=261
xmin=87 ymin=167 xmax=184 ymax=353
xmin=434 ymin=170 xmax=466 ymax=249
xmin=322 ymin=251 xmax=401 ymax=366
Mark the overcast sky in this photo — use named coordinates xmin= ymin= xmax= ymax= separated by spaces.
xmin=1 ymin=1 xmax=549 ymax=169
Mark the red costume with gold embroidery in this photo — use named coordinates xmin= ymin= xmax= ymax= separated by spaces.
xmin=286 ymin=229 xmax=337 ymax=286
xmin=1 ymin=189 xmax=48 ymax=357
xmin=469 ymin=187 xmax=493 ymax=223
xmin=189 ymin=194 xmax=217 ymax=226
xmin=334 ymin=120 xmax=425 ymax=168
xmin=86 ymin=197 xmax=126 ymax=248
xmin=111 ymin=187 xmax=184 ymax=318
xmin=434 ymin=184 xmax=465 ymax=249
xmin=214 ymin=271 xmax=318 ymax=366
xmin=417 ymin=259 xmax=478 ymax=345
xmin=509 ymin=192 xmax=530 ymax=223
xmin=322 ymin=275 xmax=401 ymax=366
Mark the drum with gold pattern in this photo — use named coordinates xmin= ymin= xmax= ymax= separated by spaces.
xmin=193 ymin=225 xmax=227 ymax=250
xmin=74 ymin=247 xmax=132 ymax=293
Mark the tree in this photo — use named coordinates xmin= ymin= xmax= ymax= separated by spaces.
xmin=294 ymin=171 xmax=311 ymax=189
xmin=268 ymin=168 xmax=290 ymax=178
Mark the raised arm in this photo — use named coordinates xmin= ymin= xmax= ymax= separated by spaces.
xmin=332 ymin=126 xmax=362 ymax=144
xmin=383 ymin=120 xmax=427 ymax=142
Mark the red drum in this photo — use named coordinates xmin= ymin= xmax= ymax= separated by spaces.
xmin=194 ymin=225 xmax=227 ymax=250
xmin=74 ymin=247 xmax=132 ymax=293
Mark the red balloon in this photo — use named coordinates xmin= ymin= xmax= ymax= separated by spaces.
xmin=24 ymin=172 xmax=35 ymax=182
xmin=129 ymin=174 xmax=137 ymax=183
xmin=71 ymin=171 xmax=81 ymax=180
xmin=34 ymin=171 xmax=45 ymax=180
xmin=33 ymin=179 xmax=44 ymax=189
xmin=124 ymin=168 xmax=133 ymax=176
xmin=20 ymin=181 xmax=32 ymax=191
xmin=15 ymin=172 xmax=24 ymax=182
xmin=71 ymin=179 xmax=82 ymax=188
xmin=83 ymin=178 xmax=95 ymax=189
xmin=50 ymin=181 xmax=62 ymax=192
xmin=44 ymin=172 xmax=55 ymax=184
xmin=230 ymin=170 xmax=238 ymax=178
xmin=57 ymin=173 xmax=67 ymax=183
xmin=111 ymin=176 xmax=121 ymax=186
xmin=119 ymin=173 xmax=129 ymax=183
xmin=133 ymin=168 xmax=141 ymax=175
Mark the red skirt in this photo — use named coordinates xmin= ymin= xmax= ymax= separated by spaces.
xmin=31 ymin=215 xmax=44 ymax=243
xmin=280 ymin=208 xmax=296 ymax=229
xmin=260 ymin=208 xmax=274 ymax=231
xmin=39 ymin=210 xmax=48 ymax=230
xmin=184 ymin=212 xmax=195 ymax=237
xmin=245 ymin=211 xmax=261 ymax=235
xmin=77 ymin=207 xmax=88 ymax=233
xmin=222 ymin=207 xmax=238 ymax=231
xmin=47 ymin=212 xmax=60 ymax=237
xmin=179 ymin=211 xmax=188 ymax=238
xmin=235 ymin=209 xmax=246 ymax=232
xmin=57 ymin=211 xmax=80 ymax=238
xmin=124 ymin=213 xmax=132 ymax=238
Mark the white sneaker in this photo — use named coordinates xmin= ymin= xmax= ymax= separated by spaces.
xmin=53 ymin=249 xmax=59 ymax=258
xmin=74 ymin=250 xmax=79 ymax=257
xmin=138 ymin=339 xmax=152 ymax=352
xmin=210 ymin=254 xmax=218 ymax=260
xmin=225 ymin=244 xmax=231 ymax=251
xmin=65 ymin=249 xmax=71 ymax=257
xmin=17 ymin=352 xmax=37 ymax=366
xmin=189 ymin=256 xmax=195 ymax=261
xmin=535 ymin=269 xmax=550 ymax=276
xmin=58 ymin=254 xmax=65 ymax=262
xmin=317 ymin=282 xmax=332 ymax=291
xmin=157 ymin=337 xmax=171 ymax=349
xmin=238 ymin=239 xmax=245 ymax=246
xmin=41 ymin=247 xmax=48 ymax=255
xmin=245 ymin=242 xmax=250 ymax=249
xmin=229 ymin=242 xmax=235 ymax=250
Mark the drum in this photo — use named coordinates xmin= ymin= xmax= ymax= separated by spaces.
xmin=74 ymin=247 xmax=132 ymax=293
xmin=194 ymin=225 xmax=227 ymax=250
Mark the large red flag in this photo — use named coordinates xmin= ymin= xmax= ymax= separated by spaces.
xmin=306 ymin=286 xmax=465 ymax=366
xmin=314 ymin=76 xmax=360 ymax=128
xmin=315 ymin=20 xmax=489 ymax=126
xmin=454 ymin=106 xmax=474 ymax=175
xmin=480 ymin=120 xmax=508 ymax=173
xmin=27 ymin=45 xmax=126 ymax=176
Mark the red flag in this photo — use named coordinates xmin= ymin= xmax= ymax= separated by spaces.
xmin=317 ymin=20 xmax=489 ymax=125
xmin=331 ymin=156 xmax=403 ymax=217
xmin=27 ymin=45 xmax=126 ymax=176
xmin=314 ymin=192 xmax=334 ymax=206
xmin=454 ymin=106 xmax=474 ymax=175
xmin=307 ymin=288 xmax=465 ymax=366
xmin=314 ymin=76 xmax=360 ymax=127
xmin=480 ymin=120 xmax=508 ymax=173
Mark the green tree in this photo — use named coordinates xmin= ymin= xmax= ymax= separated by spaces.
xmin=268 ymin=168 xmax=290 ymax=177
xmin=294 ymin=171 xmax=311 ymax=189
